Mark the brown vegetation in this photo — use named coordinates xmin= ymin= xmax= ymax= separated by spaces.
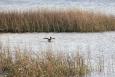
xmin=0 ymin=49 xmax=89 ymax=77
xmin=0 ymin=9 xmax=115 ymax=32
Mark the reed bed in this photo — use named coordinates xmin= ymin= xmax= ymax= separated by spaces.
xmin=0 ymin=49 xmax=89 ymax=77
xmin=0 ymin=9 xmax=115 ymax=32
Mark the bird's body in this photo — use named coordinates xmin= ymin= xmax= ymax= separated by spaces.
xmin=43 ymin=37 xmax=55 ymax=42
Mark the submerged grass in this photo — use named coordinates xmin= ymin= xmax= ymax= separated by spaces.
xmin=0 ymin=9 xmax=115 ymax=32
xmin=0 ymin=49 xmax=89 ymax=77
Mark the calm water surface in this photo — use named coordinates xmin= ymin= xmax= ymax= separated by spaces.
xmin=0 ymin=0 xmax=115 ymax=15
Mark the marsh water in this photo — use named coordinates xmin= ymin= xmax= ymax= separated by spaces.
xmin=1 ymin=32 xmax=115 ymax=52
xmin=0 ymin=0 xmax=115 ymax=15
xmin=0 ymin=32 xmax=115 ymax=77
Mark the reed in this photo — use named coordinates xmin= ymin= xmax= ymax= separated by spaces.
xmin=0 ymin=49 xmax=89 ymax=77
xmin=0 ymin=9 xmax=115 ymax=32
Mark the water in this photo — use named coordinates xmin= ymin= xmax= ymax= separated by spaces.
xmin=0 ymin=32 xmax=115 ymax=52
xmin=0 ymin=32 xmax=115 ymax=77
xmin=0 ymin=0 xmax=115 ymax=15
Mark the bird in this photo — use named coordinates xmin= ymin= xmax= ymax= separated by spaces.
xmin=43 ymin=37 xmax=55 ymax=42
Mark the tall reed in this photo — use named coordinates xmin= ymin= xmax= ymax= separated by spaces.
xmin=0 ymin=9 xmax=115 ymax=32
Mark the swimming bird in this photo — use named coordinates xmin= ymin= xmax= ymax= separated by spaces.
xmin=43 ymin=37 xmax=55 ymax=42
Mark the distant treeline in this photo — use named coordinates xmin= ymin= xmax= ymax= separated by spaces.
xmin=0 ymin=9 xmax=115 ymax=32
